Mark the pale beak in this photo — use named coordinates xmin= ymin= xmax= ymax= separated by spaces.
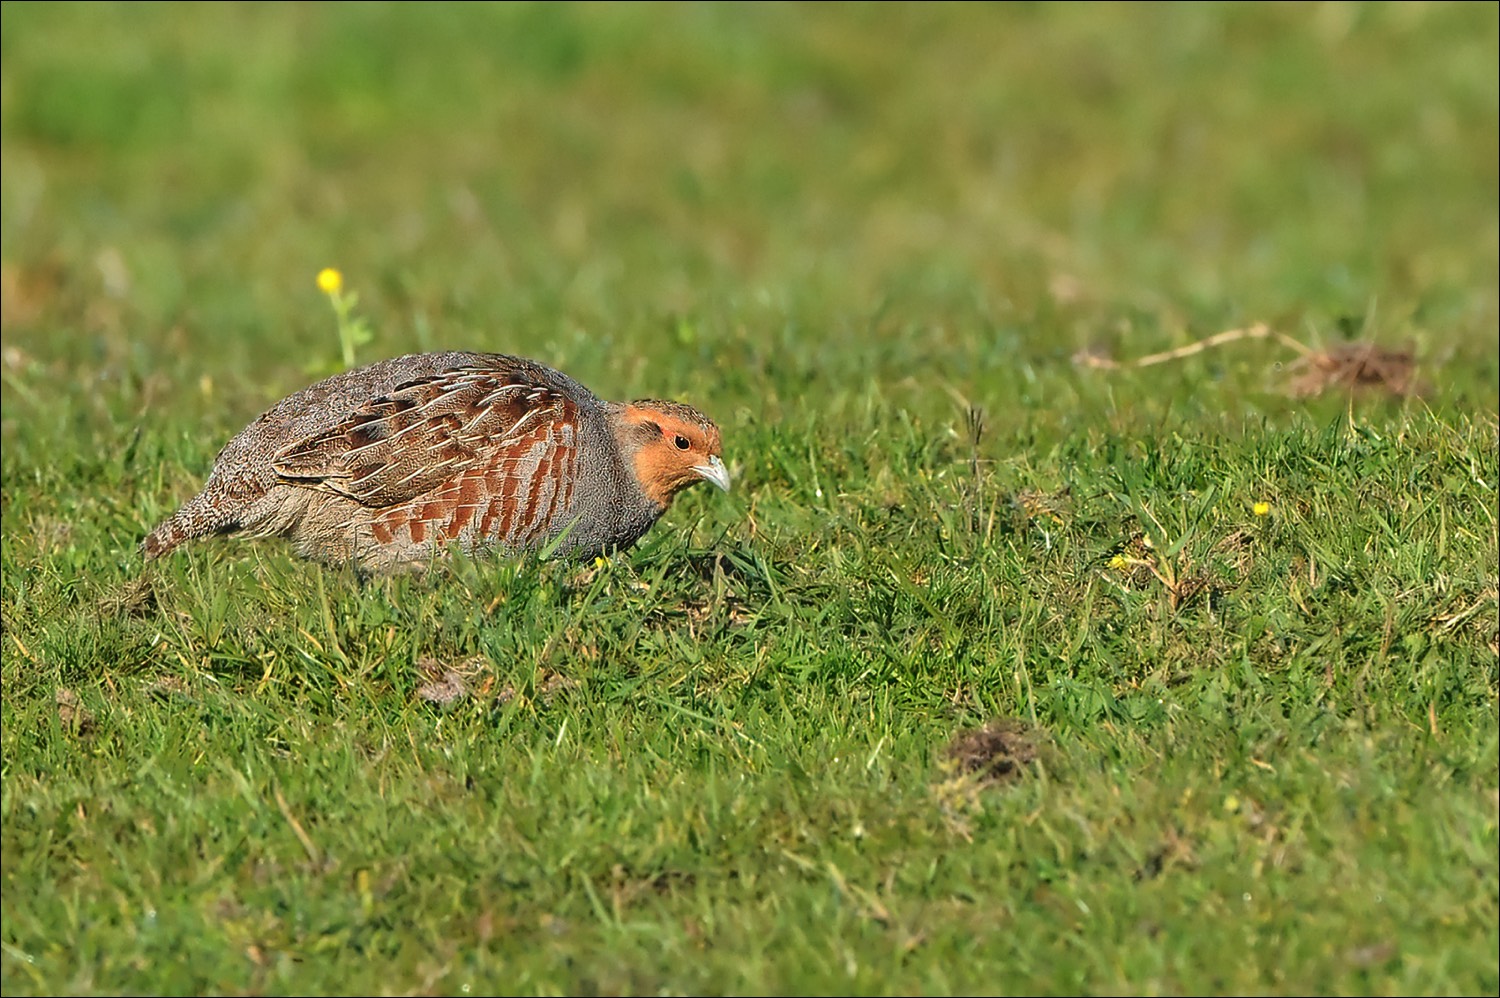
xmin=692 ymin=455 xmax=731 ymax=491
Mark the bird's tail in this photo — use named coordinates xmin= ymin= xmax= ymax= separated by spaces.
xmin=140 ymin=486 xmax=237 ymax=560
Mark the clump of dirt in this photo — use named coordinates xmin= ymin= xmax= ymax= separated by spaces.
xmin=55 ymin=688 xmax=97 ymax=735
xmin=943 ymin=717 xmax=1042 ymax=786
xmin=414 ymin=655 xmax=490 ymax=707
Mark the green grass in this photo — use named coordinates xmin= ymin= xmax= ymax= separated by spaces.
xmin=3 ymin=2 xmax=1497 ymax=994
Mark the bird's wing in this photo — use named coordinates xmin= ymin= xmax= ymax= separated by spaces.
xmin=272 ymin=368 xmax=580 ymax=509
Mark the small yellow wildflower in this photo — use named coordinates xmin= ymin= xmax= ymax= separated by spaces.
xmin=1253 ymin=501 xmax=1271 ymax=517
xmin=1109 ymin=554 xmax=1128 ymax=570
xmin=315 ymin=268 xmax=371 ymax=369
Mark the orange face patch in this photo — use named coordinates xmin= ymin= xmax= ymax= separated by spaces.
xmin=622 ymin=403 xmax=723 ymax=507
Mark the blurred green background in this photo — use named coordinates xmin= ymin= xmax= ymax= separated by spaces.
xmin=3 ymin=1 xmax=1495 ymax=433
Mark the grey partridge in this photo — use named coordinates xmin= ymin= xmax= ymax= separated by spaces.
xmin=141 ymin=351 xmax=729 ymax=574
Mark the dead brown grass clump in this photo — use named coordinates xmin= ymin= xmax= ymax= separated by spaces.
xmin=1283 ymin=341 xmax=1418 ymax=398
xmin=1075 ymin=322 xmax=1421 ymax=399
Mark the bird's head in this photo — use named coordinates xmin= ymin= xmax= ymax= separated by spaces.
xmin=618 ymin=400 xmax=729 ymax=506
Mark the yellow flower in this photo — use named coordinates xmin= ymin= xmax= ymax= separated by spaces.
xmin=1253 ymin=501 xmax=1271 ymax=517
xmin=316 ymin=268 xmax=343 ymax=295
xmin=1109 ymin=554 xmax=1128 ymax=570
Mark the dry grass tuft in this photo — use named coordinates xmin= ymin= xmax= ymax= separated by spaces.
xmin=97 ymin=575 xmax=158 ymax=618
xmin=1076 ymin=323 xmax=1422 ymax=399
xmin=1284 ymin=341 xmax=1419 ymax=398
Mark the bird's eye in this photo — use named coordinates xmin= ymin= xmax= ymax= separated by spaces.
xmin=673 ymin=434 xmax=691 ymax=450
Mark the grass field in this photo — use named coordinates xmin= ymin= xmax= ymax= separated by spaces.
xmin=2 ymin=2 xmax=1497 ymax=994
